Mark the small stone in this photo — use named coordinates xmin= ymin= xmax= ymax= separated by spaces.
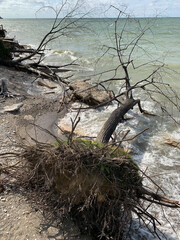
xmin=69 ymin=79 xmax=111 ymax=106
xmin=0 ymin=197 xmax=6 ymax=202
xmin=24 ymin=115 xmax=34 ymax=121
xmin=0 ymin=103 xmax=23 ymax=113
xmin=14 ymin=52 xmax=20 ymax=57
xmin=48 ymin=226 xmax=59 ymax=235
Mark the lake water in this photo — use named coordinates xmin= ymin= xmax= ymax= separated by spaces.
xmin=1 ymin=17 xmax=180 ymax=240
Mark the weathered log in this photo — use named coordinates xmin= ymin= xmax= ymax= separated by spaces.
xmin=0 ymin=29 xmax=73 ymax=84
xmin=37 ymin=66 xmax=72 ymax=74
xmin=34 ymin=64 xmax=71 ymax=69
xmin=0 ymin=57 xmax=55 ymax=78
xmin=69 ymin=79 xmax=111 ymax=106
xmin=0 ymin=57 xmax=70 ymax=85
xmin=96 ymin=98 xmax=139 ymax=143
xmin=11 ymin=49 xmax=41 ymax=54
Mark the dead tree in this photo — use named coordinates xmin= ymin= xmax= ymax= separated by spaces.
xmin=0 ymin=0 xmax=88 ymax=84
xmin=96 ymin=7 xmax=180 ymax=143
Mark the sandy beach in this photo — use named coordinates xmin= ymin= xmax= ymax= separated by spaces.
xmin=0 ymin=65 xmax=91 ymax=240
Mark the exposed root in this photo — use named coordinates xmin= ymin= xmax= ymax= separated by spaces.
xmin=15 ymin=139 xmax=180 ymax=240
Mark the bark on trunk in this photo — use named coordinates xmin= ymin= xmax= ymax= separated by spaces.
xmin=96 ymin=98 xmax=138 ymax=143
xmin=0 ymin=79 xmax=8 ymax=94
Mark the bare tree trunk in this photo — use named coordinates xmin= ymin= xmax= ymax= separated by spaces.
xmin=96 ymin=98 xmax=138 ymax=143
xmin=0 ymin=79 xmax=8 ymax=94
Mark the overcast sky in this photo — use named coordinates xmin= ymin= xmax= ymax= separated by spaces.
xmin=0 ymin=0 xmax=180 ymax=18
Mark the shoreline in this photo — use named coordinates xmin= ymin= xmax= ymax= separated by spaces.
xmin=0 ymin=65 xmax=66 ymax=142
xmin=1 ymin=21 xmax=180 ymax=239
xmin=0 ymin=64 xmax=92 ymax=240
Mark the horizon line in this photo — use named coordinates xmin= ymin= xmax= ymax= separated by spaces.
xmin=1 ymin=16 xmax=180 ymax=19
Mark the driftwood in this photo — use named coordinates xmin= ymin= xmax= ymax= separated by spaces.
xmin=0 ymin=57 xmax=69 ymax=84
xmin=164 ymin=137 xmax=180 ymax=149
xmin=0 ymin=26 xmax=74 ymax=85
xmin=11 ymin=49 xmax=42 ymax=54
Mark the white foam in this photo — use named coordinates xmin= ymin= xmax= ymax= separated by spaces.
xmin=60 ymin=99 xmax=180 ymax=239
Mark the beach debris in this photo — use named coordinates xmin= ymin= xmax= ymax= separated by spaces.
xmin=163 ymin=136 xmax=180 ymax=149
xmin=69 ymin=79 xmax=111 ymax=106
xmin=44 ymin=91 xmax=56 ymax=95
xmin=0 ymin=26 xmax=74 ymax=85
xmin=0 ymin=102 xmax=23 ymax=113
xmin=37 ymin=78 xmax=58 ymax=89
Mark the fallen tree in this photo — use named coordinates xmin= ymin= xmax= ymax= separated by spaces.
xmin=0 ymin=1 xmax=89 ymax=85
xmin=94 ymin=7 xmax=180 ymax=143
xmin=0 ymin=3 xmax=180 ymax=240
xmin=6 ymin=138 xmax=177 ymax=240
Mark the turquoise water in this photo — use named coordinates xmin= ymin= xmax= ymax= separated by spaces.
xmin=1 ymin=18 xmax=180 ymax=239
xmin=1 ymin=18 xmax=180 ymax=90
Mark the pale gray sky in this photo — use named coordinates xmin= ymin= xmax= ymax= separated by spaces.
xmin=0 ymin=0 xmax=179 ymax=18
